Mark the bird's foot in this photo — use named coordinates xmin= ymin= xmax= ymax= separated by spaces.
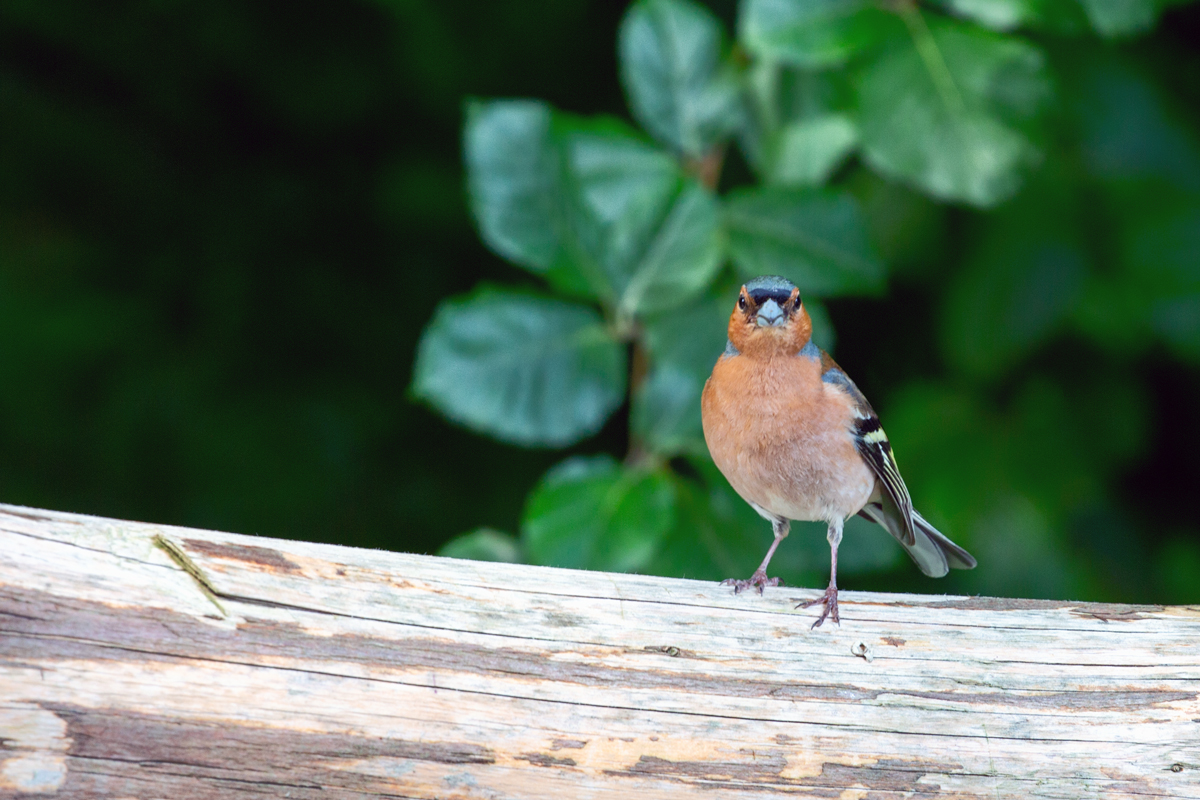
xmin=798 ymin=585 xmax=840 ymax=629
xmin=721 ymin=569 xmax=781 ymax=595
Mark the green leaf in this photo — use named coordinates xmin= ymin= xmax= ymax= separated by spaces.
xmin=465 ymin=100 xmax=560 ymax=274
xmin=724 ymin=186 xmax=884 ymax=296
xmin=1071 ymin=55 xmax=1200 ymax=191
xmin=928 ymin=0 xmax=1090 ymax=33
xmin=522 ymin=456 xmax=676 ymax=572
xmin=633 ymin=289 xmax=732 ymax=457
xmin=935 ymin=0 xmax=1117 ymax=35
xmin=1152 ymin=295 xmax=1200 ymax=362
xmin=616 ymin=182 xmax=724 ymax=316
xmin=1064 ymin=55 xmax=1200 ymax=361
xmin=855 ymin=14 xmax=1050 ymax=207
xmin=643 ymin=288 xmax=732 ymax=378
xmin=943 ymin=235 xmax=1087 ymax=378
xmin=739 ymin=0 xmax=894 ymax=67
xmin=930 ymin=0 xmax=1038 ymax=30
xmin=639 ymin=275 xmax=835 ymax=364
xmin=1077 ymin=0 xmax=1161 ymax=37
xmin=849 ymin=169 xmax=948 ymax=278
xmin=632 ymin=361 xmax=708 ymax=457
xmin=565 ymin=120 xmax=724 ymax=315
xmin=1056 ymin=57 xmax=1200 ymax=362
xmin=1007 ymin=378 xmax=1119 ymax=508
xmin=619 ymin=0 xmax=742 ymax=157
xmin=880 ymin=382 xmax=1003 ymax=534
xmin=1123 ymin=203 xmax=1200 ymax=296
xmin=562 ymin=119 xmax=683 ymax=301
xmin=465 ymin=100 xmax=723 ymax=314
xmin=1124 ymin=203 xmax=1200 ymax=362
xmin=769 ymin=113 xmax=858 ymax=186
xmin=412 ymin=288 xmax=626 ymax=447
xmin=879 ymin=376 xmax=1143 ymax=601
xmin=1072 ymin=194 xmax=1200 ymax=361
xmin=740 ymin=63 xmax=855 ymax=177
xmin=439 ymin=528 xmax=523 ymax=563
xmin=941 ymin=177 xmax=1088 ymax=377
xmin=646 ymin=459 xmax=898 ymax=582
xmin=647 ymin=466 xmax=781 ymax=581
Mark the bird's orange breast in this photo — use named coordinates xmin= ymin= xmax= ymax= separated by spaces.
xmin=701 ymin=351 xmax=876 ymax=524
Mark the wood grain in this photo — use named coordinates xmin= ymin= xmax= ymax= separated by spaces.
xmin=1 ymin=502 xmax=1197 ymax=798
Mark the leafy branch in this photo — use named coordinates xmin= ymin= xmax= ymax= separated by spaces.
xmin=416 ymin=0 xmax=1200 ymax=595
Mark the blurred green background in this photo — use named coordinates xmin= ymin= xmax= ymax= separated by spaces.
xmin=2 ymin=0 xmax=1198 ymax=604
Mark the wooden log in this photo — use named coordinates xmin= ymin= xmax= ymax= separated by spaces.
xmin=0 ymin=503 xmax=1197 ymax=799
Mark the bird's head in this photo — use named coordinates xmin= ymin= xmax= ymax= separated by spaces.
xmin=726 ymin=275 xmax=812 ymax=357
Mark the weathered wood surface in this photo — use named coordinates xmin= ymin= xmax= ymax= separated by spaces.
xmin=0 ymin=503 xmax=1197 ymax=799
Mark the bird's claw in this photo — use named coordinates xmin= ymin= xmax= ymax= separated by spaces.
xmin=721 ymin=569 xmax=781 ymax=595
xmin=798 ymin=585 xmax=840 ymax=629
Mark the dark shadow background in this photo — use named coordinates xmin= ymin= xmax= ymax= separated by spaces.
xmin=1 ymin=0 xmax=1198 ymax=601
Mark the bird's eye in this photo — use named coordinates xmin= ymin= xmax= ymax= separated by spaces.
xmin=738 ymin=295 xmax=747 ymax=310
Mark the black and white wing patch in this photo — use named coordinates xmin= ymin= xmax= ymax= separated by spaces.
xmin=820 ymin=360 xmax=916 ymax=545
xmin=852 ymin=415 xmax=916 ymax=545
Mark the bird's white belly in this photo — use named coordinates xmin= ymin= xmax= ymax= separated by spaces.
xmin=754 ymin=475 xmax=874 ymax=524
xmin=726 ymin=420 xmax=876 ymax=525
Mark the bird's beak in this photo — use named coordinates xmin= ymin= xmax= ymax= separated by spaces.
xmin=755 ymin=299 xmax=786 ymax=327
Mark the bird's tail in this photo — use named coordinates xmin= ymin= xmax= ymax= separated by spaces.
xmin=857 ymin=503 xmax=976 ymax=578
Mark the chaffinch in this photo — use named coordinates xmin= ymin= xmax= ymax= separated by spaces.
xmin=701 ymin=276 xmax=976 ymax=628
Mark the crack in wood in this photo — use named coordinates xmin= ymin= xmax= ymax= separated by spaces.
xmin=3 ymin=587 xmax=1196 ymax=747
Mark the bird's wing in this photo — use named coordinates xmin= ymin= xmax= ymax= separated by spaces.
xmin=818 ymin=352 xmax=916 ymax=545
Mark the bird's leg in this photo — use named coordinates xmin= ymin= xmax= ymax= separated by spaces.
xmin=800 ymin=517 xmax=843 ymax=628
xmin=722 ymin=518 xmax=790 ymax=594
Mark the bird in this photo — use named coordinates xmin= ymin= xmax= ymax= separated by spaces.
xmin=701 ymin=275 xmax=976 ymax=628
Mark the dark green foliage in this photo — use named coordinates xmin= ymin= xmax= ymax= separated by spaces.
xmin=424 ymin=0 xmax=1200 ymax=602
xmin=1 ymin=0 xmax=1198 ymax=603
xmin=413 ymin=288 xmax=627 ymax=446
xmin=438 ymin=528 xmax=523 ymax=563
xmin=463 ymin=100 xmax=723 ymax=316
xmin=523 ymin=455 xmax=676 ymax=572
xmin=854 ymin=15 xmax=1050 ymax=206
xmin=620 ymin=0 xmax=743 ymax=156
xmin=724 ymin=186 xmax=884 ymax=295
